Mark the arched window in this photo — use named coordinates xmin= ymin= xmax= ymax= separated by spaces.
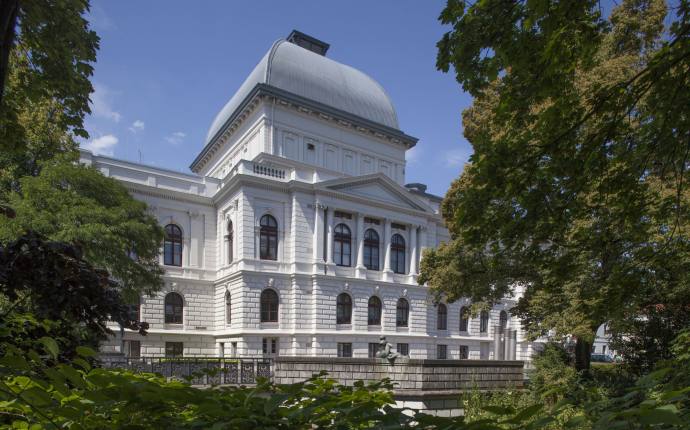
xmin=164 ymin=292 xmax=184 ymax=324
xmin=225 ymin=291 xmax=232 ymax=325
xmin=259 ymin=215 xmax=278 ymax=260
xmin=163 ymin=224 xmax=183 ymax=266
xmin=336 ymin=293 xmax=352 ymax=325
xmin=226 ymin=220 xmax=234 ymax=264
xmin=363 ymin=229 xmax=380 ymax=271
xmin=396 ymin=298 xmax=409 ymax=327
xmin=260 ymin=289 xmax=279 ymax=322
xmin=437 ymin=304 xmax=448 ymax=330
xmin=460 ymin=306 xmax=470 ymax=332
xmin=333 ymin=224 xmax=352 ymax=267
xmin=499 ymin=310 xmax=508 ymax=332
xmin=368 ymin=296 xmax=382 ymax=326
xmin=390 ymin=234 xmax=406 ymax=274
xmin=480 ymin=310 xmax=489 ymax=333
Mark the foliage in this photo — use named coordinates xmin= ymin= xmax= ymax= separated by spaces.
xmin=0 ymin=234 xmax=148 ymax=358
xmin=610 ymin=301 xmax=690 ymax=376
xmin=3 ymin=333 xmax=688 ymax=429
xmin=0 ymin=0 xmax=98 ymax=143
xmin=421 ymin=0 xmax=690 ymax=369
xmin=0 ymin=162 xmax=165 ymax=299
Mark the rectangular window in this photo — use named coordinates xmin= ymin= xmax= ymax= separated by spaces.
xmin=459 ymin=345 xmax=469 ymax=360
xmin=165 ymin=342 xmax=183 ymax=358
xmin=368 ymin=343 xmax=379 ymax=358
xmin=262 ymin=337 xmax=279 ymax=356
xmin=391 ymin=223 xmax=406 ymax=230
xmin=602 ymin=345 xmax=606 ymax=354
xmin=397 ymin=343 xmax=409 ymax=357
xmin=437 ymin=344 xmax=447 ymax=360
xmin=124 ymin=340 xmax=140 ymax=358
xmin=337 ymin=343 xmax=352 ymax=358
xmin=364 ymin=217 xmax=380 ymax=225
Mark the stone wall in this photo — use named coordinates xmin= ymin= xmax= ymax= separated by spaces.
xmin=273 ymin=356 xmax=524 ymax=391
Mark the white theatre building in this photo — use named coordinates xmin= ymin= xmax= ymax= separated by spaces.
xmin=93 ymin=31 xmax=535 ymax=361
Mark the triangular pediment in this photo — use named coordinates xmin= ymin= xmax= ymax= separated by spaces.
xmin=318 ymin=174 xmax=433 ymax=212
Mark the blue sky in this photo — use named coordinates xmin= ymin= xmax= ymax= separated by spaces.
xmin=82 ymin=0 xmax=473 ymax=196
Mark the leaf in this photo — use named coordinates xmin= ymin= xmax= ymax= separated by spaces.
xmin=637 ymin=405 xmax=683 ymax=426
xmin=76 ymin=346 xmax=97 ymax=357
xmin=20 ymin=387 xmax=53 ymax=407
xmin=38 ymin=337 xmax=58 ymax=359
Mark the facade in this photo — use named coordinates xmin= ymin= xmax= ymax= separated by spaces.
xmin=96 ymin=31 xmax=538 ymax=361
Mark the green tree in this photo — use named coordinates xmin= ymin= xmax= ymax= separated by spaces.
xmin=0 ymin=0 xmax=97 ymax=139
xmin=420 ymin=0 xmax=690 ymax=370
xmin=0 ymin=162 xmax=164 ymax=299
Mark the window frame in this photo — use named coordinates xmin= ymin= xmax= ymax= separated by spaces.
xmin=165 ymin=342 xmax=183 ymax=358
xmin=337 ymin=342 xmax=352 ymax=358
xmin=225 ymin=291 xmax=232 ymax=325
xmin=396 ymin=298 xmax=409 ymax=327
xmin=163 ymin=224 xmax=183 ymax=266
xmin=437 ymin=303 xmax=448 ymax=331
xmin=336 ymin=293 xmax=352 ymax=325
xmin=480 ymin=310 xmax=489 ymax=333
xmin=226 ymin=220 xmax=234 ymax=264
xmin=499 ymin=310 xmax=508 ymax=332
xmin=363 ymin=229 xmax=380 ymax=270
xmin=459 ymin=306 xmax=469 ymax=332
xmin=367 ymin=296 xmax=382 ymax=326
xmin=333 ymin=223 xmax=352 ymax=267
xmin=390 ymin=233 xmax=406 ymax=274
xmin=260 ymin=289 xmax=279 ymax=323
xmin=368 ymin=342 xmax=379 ymax=358
xmin=437 ymin=344 xmax=447 ymax=360
xmin=259 ymin=214 xmax=278 ymax=261
xmin=164 ymin=292 xmax=184 ymax=324
xmin=397 ymin=343 xmax=409 ymax=357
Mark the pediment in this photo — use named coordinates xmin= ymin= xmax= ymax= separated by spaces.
xmin=318 ymin=174 xmax=432 ymax=212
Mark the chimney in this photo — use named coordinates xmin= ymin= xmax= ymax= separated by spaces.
xmin=287 ymin=30 xmax=330 ymax=56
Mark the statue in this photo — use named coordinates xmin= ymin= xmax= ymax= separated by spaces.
xmin=375 ymin=336 xmax=399 ymax=363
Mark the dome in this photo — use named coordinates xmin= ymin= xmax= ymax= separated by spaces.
xmin=205 ymin=38 xmax=400 ymax=146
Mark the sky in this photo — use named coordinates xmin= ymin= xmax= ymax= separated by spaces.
xmin=82 ymin=0 xmax=474 ymax=196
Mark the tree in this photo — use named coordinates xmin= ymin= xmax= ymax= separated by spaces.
xmin=0 ymin=232 xmax=148 ymax=358
xmin=420 ymin=0 xmax=690 ymax=370
xmin=0 ymin=161 xmax=165 ymax=299
xmin=0 ymin=0 xmax=97 ymax=139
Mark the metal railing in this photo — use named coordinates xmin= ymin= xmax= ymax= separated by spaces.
xmin=102 ymin=356 xmax=273 ymax=385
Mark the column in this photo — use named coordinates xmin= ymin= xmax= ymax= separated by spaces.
xmin=312 ymin=201 xmax=325 ymax=273
xmin=382 ymin=218 xmax=392 ymax=281
xmin=409 ymin=224 xmax=418 ymax=279
xmin=355 ymin=213 xmax=366 ymax=277
xmin=326 ymin=208 xmax=335 ymax=266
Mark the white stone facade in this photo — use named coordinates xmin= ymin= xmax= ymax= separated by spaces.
xmin=94 ymin=31 xmax=537 ymax=361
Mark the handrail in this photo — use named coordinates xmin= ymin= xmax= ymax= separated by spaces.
xmin=101 ymin=356 xmax=273 ymax=385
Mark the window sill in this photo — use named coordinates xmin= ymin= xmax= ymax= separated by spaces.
xmin=336 ymin=324 xmax=352 ymax=330
xmin=260 ymin=322 xmax=279 ymax=329
xmin=164 ymin=323 xmax=184 ymax=329
xmin=367 ymin=325 xmax=382 ymax=331
xmin=395 ymin=326 xmax=409 ymax=332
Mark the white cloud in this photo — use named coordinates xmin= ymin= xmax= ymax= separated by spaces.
xmin=90 ymin=83 xmax=121 ymax=123
xmin=165 ymin=131 xmax=186 ymax=145
xmin=129 ymin=120 xmax=145 ymax=133
xmin=82 ymin=134 xmax=118 ymax=156
xmin=444 ymin=149 xmax=471 ymax=168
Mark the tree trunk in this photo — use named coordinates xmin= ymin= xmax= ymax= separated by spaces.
xmin=0 ymin=0 xmax=20 ymax=109
xmin=574 ymin=336 xmax=592 ymax=371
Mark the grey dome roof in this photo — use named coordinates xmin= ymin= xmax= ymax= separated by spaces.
xmin=205 ymin=39 xmax=400 ymax=146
